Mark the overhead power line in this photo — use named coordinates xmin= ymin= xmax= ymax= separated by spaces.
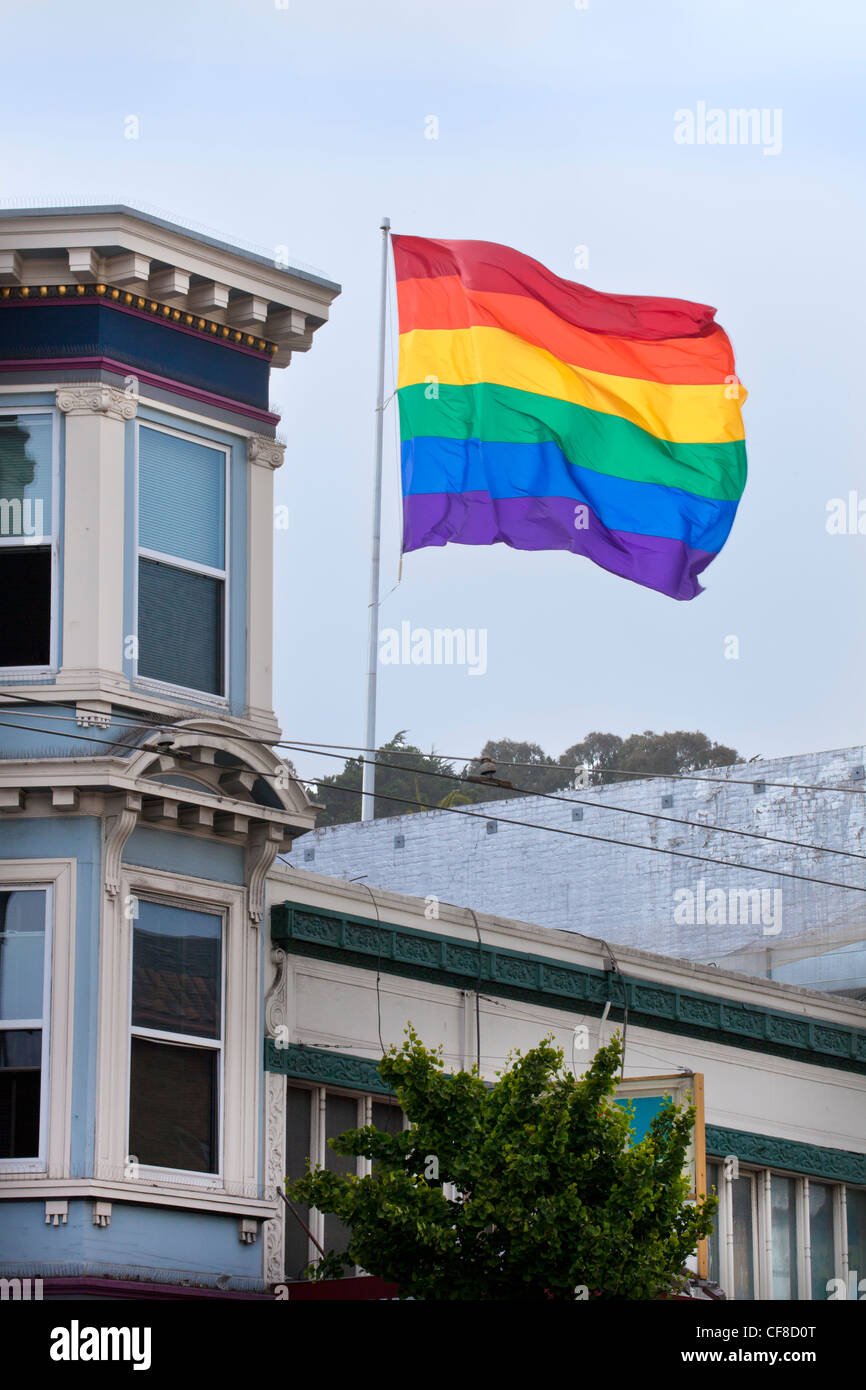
xmin=277 ymin=736 xmax=866 ymax=798
xmin=281 ymin=741 xmax=866 ymax=866
xmin=3 ymin=696 xmax=866 ymax=796
xmin=1 ymin=704 xmax=865 ymax=871
xmin=273 ymin=765 xmax=866 ymax=897
xmin=0 ymin=712 xmax=863 ymax=894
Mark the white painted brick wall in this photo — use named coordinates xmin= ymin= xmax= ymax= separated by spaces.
xmin=292 ymin=746 xmax=866 ymax=989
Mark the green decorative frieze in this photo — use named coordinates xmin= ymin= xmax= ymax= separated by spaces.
xmin=706 ymin=1125 xmax=866 ymax=1186
xmin=271 ymin=901 xmax=866 ymax=1076
xmin=264 ymin=1040 xmax=392 ymax=1095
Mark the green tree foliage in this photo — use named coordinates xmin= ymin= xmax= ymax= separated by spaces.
xmin=288 ymin=1029 xmax=717 ymax=1301
xmin=560 ymin=729 xmax=742 ymax=787
xmin=310 ymin=731 xmax=492 ymax=826
xmin=310 ymin=729 xmax=742 ymax=823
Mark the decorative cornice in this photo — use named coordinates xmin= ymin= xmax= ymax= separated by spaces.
xmin=262 ymin=1043 xmax=866 ymax=1189
xmin=706 ymin=1125 xmax=866 ymax=1186
xmin=1 ymin=282 xmax=277 ymax=359
xmin=248 ymin=433 xmax=286 ymax=470
xmin=57 ymin=384 xmax=137 ymax=421
xmin=271 ymin=901 xmax=866 ymax=1076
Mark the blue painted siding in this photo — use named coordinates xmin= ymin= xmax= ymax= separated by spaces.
xmin=0 ymin=706 xmax=127 ymax=759
xmin=0 ymin=1200 xmax=264 ymax=1287
xmin=124 ymin=825 xmax=245 ymax=884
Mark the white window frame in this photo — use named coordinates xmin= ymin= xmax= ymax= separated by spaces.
xmin=126 ymin=890 xmax=226 ymax=1188
xmin=133 ymin=418 xmax=230 ymax=707
xmin=0 ymin=860 xmax=75 ymax=1183
xmin=710 ymin=1158 xmax=864 ymax=1300
xmin=284 ymin=1082 xmax=408 ymax=1274
xmin=95 ymin=865 xmax=257 ymax=1207
xmin=0 ymin=883 xmax=52 ymax=1172
xmin=0 ymin=405 xmax=60 ymax=680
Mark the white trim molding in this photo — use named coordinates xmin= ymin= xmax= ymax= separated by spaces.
xmin=93 ymin=864 xmax=260 ymax=1213
xmin=0 ymin=860 xmax=76 ymax=1183
xmin=246 ymin=823 xmax=284 ymax=925
xmin=103 ymin=793 xmax=141 ymax=897
xmin=262 ymin=946 xmax=293 ymax=1283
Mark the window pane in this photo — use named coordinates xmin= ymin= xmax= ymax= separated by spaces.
xmin=847 ymin=1189 xmax=866 ymax=1300
xmin=0 ymin=890 xmax=46 ymax=1020
xmin=139 ymin=426 xmax=225 ymax=569
xmin=0 ymin=548 xmax=51 ymax=668
xmin=132 ymin=900 xmax=221 ymax=1039
xmin=323 ymin=1094 xmax=356 ymax=1259
xmin=129 ymin=1037 xmax=217 ymax=1172
xmin=0 ymin=413 xmax=52 ymax=538
xmin=371 ymin=1101 xmax=403 ymax=1137
xmin=771 ymin=1175 xmax=799 ymax=1299
xmin=732 ymin=1173 xmax=755 ymax=1300
xmin=809 ymin=1182 xmax=836 ymax=1300
xmin=284 ymin=1086 xmax=312 ymax=1280
xmin=138 ymin=557 xmax=223 ymax=695
xmin=0 ymin=1028 xmax=41 ymax=1158
xmin=706 ymin=1161 xmax=721 ymax=1286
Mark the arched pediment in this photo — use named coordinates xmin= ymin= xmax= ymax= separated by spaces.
xmin=126 ymin=718 xmax=316 ymax=826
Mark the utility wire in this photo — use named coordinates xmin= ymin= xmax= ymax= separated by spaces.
xmin=1 ymin=714 xmax=865 ymax=893
xmin=277 ymin=740 xmax=866 ymax=866
xmin=275 ymin=767 xmax=866 ymax=896
xmin=4 ymin=695 xmax=866 ymax=797
xmin=4 ymin=703 xmax=864 ymax=864
xmin=278 ymin=735 xmax=866 ymax=798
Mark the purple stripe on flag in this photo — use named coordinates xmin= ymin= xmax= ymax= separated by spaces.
xmin=402 ymin=492 xmax=716 ymax=601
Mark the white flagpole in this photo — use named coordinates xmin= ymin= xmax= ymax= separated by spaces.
xmin=361 ymin=215 xmax=391 ymax=821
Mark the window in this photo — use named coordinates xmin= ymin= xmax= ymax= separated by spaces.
xmin=283 ymin=1084 xmax=406 ymax=1279
xmin=731 ymin=1171 xmax=757 ymax=1300
xmin=706 ymin=1156 xmax=866 ymax=1300
xmin=808 ymin=1180 xmax=835 ymax=1301
xmin=128 ymin=898 xmax=223 ymax=1175
xmin=0 ymin=889 xmax=49 ymax=1162
xmin=770 ymin=1173 xmax=799 ymax=1299
xmin=847 ymin=1188 xmax=866 ymax=1299
xmin=706 ymin=1160 xmax=720 ymax=1283
xmin=0 ymin=412 xmax=54 ymax=672
xmin=136 ymin=423 xmax=227 ymax=697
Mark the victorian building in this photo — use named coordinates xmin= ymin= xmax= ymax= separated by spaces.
xmin=0 ymin=205 xmax=339 ymax=1295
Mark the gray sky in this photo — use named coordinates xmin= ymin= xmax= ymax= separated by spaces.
xmin=4 ymin=0 xmax=865 ymax=781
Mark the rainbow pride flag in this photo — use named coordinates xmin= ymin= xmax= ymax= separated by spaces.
xmin=392 ymin=236 xmax=747 ymax=600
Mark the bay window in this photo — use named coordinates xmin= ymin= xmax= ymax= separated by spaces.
xmin=136 ymin=422 xmax=227 ymax=698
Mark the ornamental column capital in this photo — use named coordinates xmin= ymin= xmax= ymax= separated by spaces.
xmin=57 ymin=384 xmax=138 ymax=421
xmin=248 ymin=433 xmax=286 ymax=470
